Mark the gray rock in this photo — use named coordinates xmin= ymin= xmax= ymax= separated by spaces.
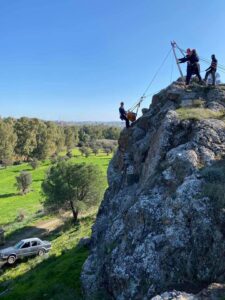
xmin=142 ymin=108 xmax=149 ymax=115
xmin=77 ymin=237 xmax=91 ymax=248
xmin=151 ymin=290 xmax=197 ymax=300
xmin=81 ymin=81 xmax=225 ymax=299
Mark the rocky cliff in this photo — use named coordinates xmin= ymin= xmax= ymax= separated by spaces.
xmin=81 ymin=81 xmax=225 ymax=299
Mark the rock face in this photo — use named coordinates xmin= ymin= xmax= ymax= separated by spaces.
xmin=81 ymin=82 xmax=225 ymax=299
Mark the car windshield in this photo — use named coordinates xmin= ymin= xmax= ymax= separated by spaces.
xmin=14 ymin=241 xmax=24 ymax=249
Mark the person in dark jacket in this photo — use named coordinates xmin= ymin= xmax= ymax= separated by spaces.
xmin=119 ymin=102 xmax=130 ymax=128
xmin=179 ymin=49 xmax=202 ymax=85
xmin=204 ymin=54 xmax=217 ymax=86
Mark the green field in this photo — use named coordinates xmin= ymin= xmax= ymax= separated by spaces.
xmin=0 ymin=148 xmax=111 ymax=230
xmin=0 ymin=149 xmax=112 ymax=299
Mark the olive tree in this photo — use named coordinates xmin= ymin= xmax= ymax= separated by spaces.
xmin=42 ymin=161 xmax=104 ymax=222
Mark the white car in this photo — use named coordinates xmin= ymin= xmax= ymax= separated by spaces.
xmin=0 ymin=238 xmax=51 ymax=264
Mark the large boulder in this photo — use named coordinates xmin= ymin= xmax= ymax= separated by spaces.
xmin=81 ymin=82 xmax=225 ymax=299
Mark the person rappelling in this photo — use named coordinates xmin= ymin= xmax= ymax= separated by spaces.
xmin=119 ymin=102 xmax=130 ymax=128
xmin=204 ymin=54 xmax=218 ymax=86
xmin=178 ymin=49 xmax=203 ymax=86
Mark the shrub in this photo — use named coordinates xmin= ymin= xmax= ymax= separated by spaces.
xmin=83 ymin=148 xmax=91 ymax=158
xmin=2 ymin=157 xmax=13 ymax=168
xmin=92 ymin=147 xmax=99 ymax=156
xmin=201 ymin=159 xmax=225 ymax=211
xmin=104 ymin=147 xmax=111 ymax=156
xmin=29 ymin=158 xmax=40 ymax=170
xmin=66 ymin=151 xmax=73 ymax=158
xmin=50 ymin=154 xmax=58 ymax=164
xmin=192 ymin=99 xmax=205 ymax=108
xmin=16 ymin=209 xmax=26 ymax=222
xmin=15 ymin=171 xmax=32 ymax=195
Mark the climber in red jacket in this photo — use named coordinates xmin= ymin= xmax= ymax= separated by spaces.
xmin=178 ymin=49 xmax=203 ymax=85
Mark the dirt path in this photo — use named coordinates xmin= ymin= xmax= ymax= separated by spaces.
xmin=0 ymin=217 xmax=65 ymax=250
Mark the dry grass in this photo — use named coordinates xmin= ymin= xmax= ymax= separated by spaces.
xmin=176 ymin=108 xmax=225 ymax=121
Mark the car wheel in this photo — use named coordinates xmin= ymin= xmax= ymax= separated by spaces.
xmin=38 ymin=249 xmax=45 ymax=256
xmin=7 ymin=255 xmax=16 ymax=265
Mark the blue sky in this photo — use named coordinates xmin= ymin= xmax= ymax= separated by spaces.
xmin=0 ymin=0 xmax=225 ymax=121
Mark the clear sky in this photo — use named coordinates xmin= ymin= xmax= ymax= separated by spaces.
xmin=0 ymin=0 xmax=225 ymax=121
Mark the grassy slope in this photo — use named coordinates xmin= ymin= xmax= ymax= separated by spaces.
xmin=0 ymin=149 xmax=111 ymax=230
xmin=0 ymin=215 xmax=94 ymax=300
xmin=0 ymin=149 xmax=112 ymax=299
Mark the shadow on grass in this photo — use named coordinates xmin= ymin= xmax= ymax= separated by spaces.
xmin=1 ymin=226 xmax=48 ymax=249
xmin=0 ymin=193 xmax=17 ymax=199
xmin=0 ymin=243 xmax=88 ymax=300
xmin=11 ymin=168 xmax=31 ymax=173
xmin=0 ymin=216 xmax=91 ymax=300
xmin=32 ymin=179 xmax=43 ymax=182
xmin=0 ymin=212 xmax=98 ymax=299
xmin=2 ymin=213 xmax=95 ymax=248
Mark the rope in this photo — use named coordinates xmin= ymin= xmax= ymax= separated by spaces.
xmin=175 ymin=43 xmax=225 ymax=73
xmin=128 ymin=47 xmax=172 ymax=113
xmin=170 ymin=50 xmax=174 ymax=84
xmin=126 ymin=42 xmax=225 ymax=119
xmin=142 ymin=47 xmax=172 ymax=96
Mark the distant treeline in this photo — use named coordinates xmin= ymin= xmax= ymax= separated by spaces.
xmin=0 ymin=117 xmax=121 ymax=165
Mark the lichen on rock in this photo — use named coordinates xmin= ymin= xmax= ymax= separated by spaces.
xmin=81 ymin=81 xmax=225 ymax=299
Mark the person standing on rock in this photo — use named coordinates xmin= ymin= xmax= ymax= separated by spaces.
xmin=119 ymin=102 xmax=130 ymax=128
xmin=178 ymin=49 xmax=203 ymax=86
xmin=204 ymin=54 xmax=218 ymax=86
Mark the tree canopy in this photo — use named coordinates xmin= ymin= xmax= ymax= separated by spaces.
xmin=42 ymin=161 xmax=105 ymax=221
xmin=0 ymin=117 xmax=121 ymax=165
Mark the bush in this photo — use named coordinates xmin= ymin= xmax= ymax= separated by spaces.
xmin=79 ymin=146 xmax=86 ymax=156
xmin=92 ymin=147 xmax=99 ymax=156
xmin=192 ymin=99 xmax=205 ymax=108
xmin=29 ymin=158 xmax=40 ymax=170
xmin=16 ymin=209 xmax=26 ymax=222
xmin=13 ymin=160 xmax=22 ymax=166
xmin=66 ymin=151 xmax=73 ymax=158
xmin=2 ymin=157 xmax=13 ymax=168
xmin=50 ymin=154 xmax=58 ymax=164
xmin=202 ymin=167 xmax=224 ymax=183
xmin=201 ymin=159 xmax=225 ymax=211
xmin=82 ymin=147 xmax=91 ymax=158
xmin=104 ymin=147 xmax=112 ymax=156
xmin=15 ymin=171 xmax=32 ymax=195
